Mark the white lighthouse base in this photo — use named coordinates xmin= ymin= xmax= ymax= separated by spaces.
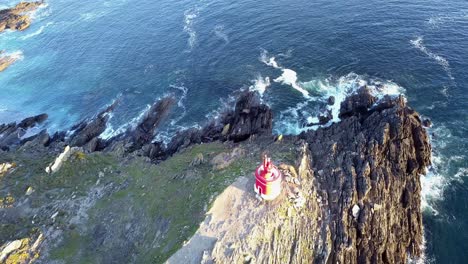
xmin=254 ymin=185 xmax=280 ymax=201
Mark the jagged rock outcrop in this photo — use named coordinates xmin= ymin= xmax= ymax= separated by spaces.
xmin=68 ymin=100 xmax=120 ymax=151
xmin=223 ymin=91 xmax=273 ymax=142
xmin=161 ymin=91 xmax=273 ymax=158
xmin=170 ymin=87 xmax=431 ymax=264
xmin=2 ymin=91 xmax=272 ymax=160
xmin=299 ymin=87 xmax=431 ymax=263
xmin=0 ymin=87 xmax=430 ymax=263
xmin=0 ymin=1 xmax=44 ymax=33
xmin=0 ymin=113 xmax=48 ymax=150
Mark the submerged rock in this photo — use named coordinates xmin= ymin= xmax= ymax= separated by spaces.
xmin=0 ymin=52 xmax=18 ymax=72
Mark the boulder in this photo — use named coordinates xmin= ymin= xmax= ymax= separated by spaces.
xmin=0 ymin=240 xmax=22 ymax=262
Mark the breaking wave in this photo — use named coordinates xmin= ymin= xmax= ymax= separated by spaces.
xmin=260 ymin=50 xmax=405 ymax=134
xmin=410 ymin=36 xmax=454 ymax=80
xmin=249 ymin=75 xmax=271 ymax=96
xmin=99 ymin=104 xmax=151 ymax=140
xmin=1 ymin=50 xmax=24 ymax=61
xmin=21 ymin=22 xmax=54 ymax=40
xmin=421 ymin=125 xmax=467 ymax=215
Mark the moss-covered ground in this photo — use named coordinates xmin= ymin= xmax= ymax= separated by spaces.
xmin=0 ymin=137 xmax=297 ymax=263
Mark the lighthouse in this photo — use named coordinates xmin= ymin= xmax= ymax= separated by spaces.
xmin=254 ymin=155 xmax=282 ymax=200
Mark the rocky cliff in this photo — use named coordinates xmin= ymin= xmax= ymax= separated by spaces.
xmin=0 ymin=88 xmax=431 ymax=263
xmin=168 ymin=88 xmax=431 ymax=263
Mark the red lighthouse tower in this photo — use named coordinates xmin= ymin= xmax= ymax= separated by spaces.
xmin=255 ymin=155 xmax=282 ymax=200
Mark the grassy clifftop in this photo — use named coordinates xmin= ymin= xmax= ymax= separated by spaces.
xmin=0 ymin=137 xmax=296 ymax=263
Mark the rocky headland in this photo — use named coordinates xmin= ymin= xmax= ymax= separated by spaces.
xmin=0 ymin=87 xmax=431 ymax=263
xmin=0 ymin=1 xmax=44 ymax=33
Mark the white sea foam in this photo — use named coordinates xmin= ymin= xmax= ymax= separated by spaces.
xmin=30 ymin=2 xmax=50 ymax=21
xmin=277 ymin=48 xmax=293 ymax=58
xmin=427 ymin=12 xmax=468 ymax=29
xmin=275 ymin=101 xmax=312 ymax=135
xmin=260 ymin=50 xmax=310 ymax=98
xmin=99 ymin=105 xmax=151 ymax=140
xmin=419 ymin=125 xmax=465 ymax=215
xmin=410 ymin=36 xmax=454 ymax=80
xmin=80 ymin=11 xmax=107 ymax=22
xmin=21 ymin=22 xmax=54 ymax=40
xmin=274 ymin=69 xmax=311 ymax=98
xmin=1 ymin=50 xmax=24 ymax=61
xmin=184 ymin=8 xmax=199 ymax=50
xmin=275 ymin=73 xmax=405 ymax=135
xmin=260 ymin=50 xmax=406 ymax=134
xmin=169 ymin=84 xmax=189 ymax=125
xmin=213 ymin=25 xmax=229 ymax=43
xmin=260 ymin=50 xmax=280 ymax=69
xmin=249 ymin=75 xmax=271 ymax=96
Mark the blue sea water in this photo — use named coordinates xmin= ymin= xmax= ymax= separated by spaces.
xmin=0 ymin=0 xmax=467 ymax=262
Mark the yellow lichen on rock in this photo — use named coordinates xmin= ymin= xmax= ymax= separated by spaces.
xmin=0 ymin=162 xmax=16 ymax=175
xmin=0 ymin=233 xmax=44 ymax=264
xmin=0 ymin=194 xmax=15 ymax=209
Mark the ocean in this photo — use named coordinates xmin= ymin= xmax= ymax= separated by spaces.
xmin=0 ymin=0 xmax=467 ymax=262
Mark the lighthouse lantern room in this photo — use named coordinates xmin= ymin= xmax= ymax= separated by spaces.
xmin=254 ymin=155 xmax=282 ymax=200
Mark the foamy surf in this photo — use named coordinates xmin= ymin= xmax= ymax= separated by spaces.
xmin=260 ymin=50 xmax=311 ymax=98
xmin=274 ymin=71 xmax=405 ymax=135
xmin=21 ymin=22 xmax=54 ymax=40
xmin=411 ymin=36 xmax=454 ymax=80
xmin=30 ymin=2 xmax=50 ymax=21
xmin=420 ymin=125 xmax=467 ymax=216
xmin=184 ymin=8 xmax=199 ymax=50
xmin=0 ymin=50 xmax=24 ymax=63
xmin=260 ymin=50 xmax=406 ymax=134
xmin=169 ymin=84 xmax=188 ymax=125
xmin=100 ymin=104 xmax=151 ymax=140
xmin=274 ymin=69 xmax=311 ymax=98
xmin=249 ymin=75 xmax=271 ymax=96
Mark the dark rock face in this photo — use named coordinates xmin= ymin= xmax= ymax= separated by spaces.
xmin=225 ymin=91 xmax=273 ymax=142
xmin=69 ymin=101 xmax=119 ymax=150
xmin=129 ymin=97 xmax=175 ymax=150
xmin=3 ymin=91 xmax=272 ymax=158
xmin=339 ymin=86 xmax=376 ymax=119
xmin=0 ymin=113 xmax=48 ymax=150
xmin=0 ymin=1 xmax=44 ymax=33
xmin=160 ymin=91 xmax=272 ymax=159
xmin=300 ymin=88 xmax=431 ymax=263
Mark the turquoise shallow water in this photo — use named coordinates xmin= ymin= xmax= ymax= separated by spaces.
xmin=0 ymin=0 xmax=467 ymax=262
